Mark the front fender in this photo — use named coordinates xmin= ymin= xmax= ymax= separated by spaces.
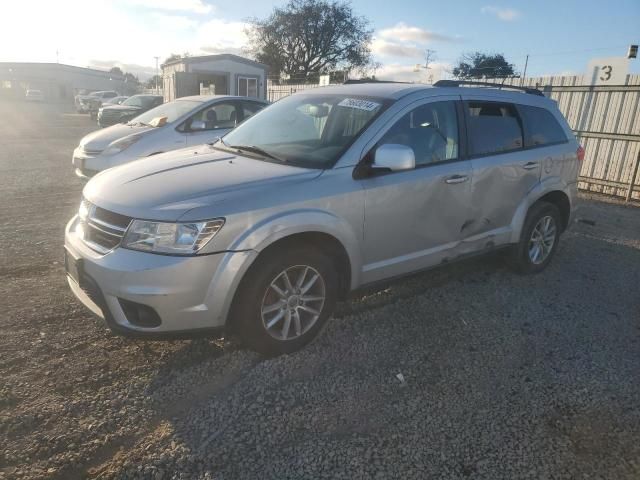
xmin=509 ymin=177 xmax=572 ymax=243
xmin=229 ymin=209 xmax=362 ymax=289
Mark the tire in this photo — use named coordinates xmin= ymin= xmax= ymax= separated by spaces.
xmin=509 ymin=201 xmax=562 ymax=274
xmin=233 ymin=246 xmax=338 ymax=356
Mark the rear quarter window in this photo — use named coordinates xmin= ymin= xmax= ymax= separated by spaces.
xmin=518 ymin=105 xmax=568 ymax=147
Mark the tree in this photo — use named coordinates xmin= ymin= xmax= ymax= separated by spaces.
xmin=163 ymin=52 xmax=190 ymax=65
xmin=452 ymin=52 xmax=516 ymax=79
xmin=145 ymin=74 xmax=162 ymax=89
xmin=109 ymin=66 xmax=124 ymax=76
xmin=246 ymin=0 xmax=372 ymax=81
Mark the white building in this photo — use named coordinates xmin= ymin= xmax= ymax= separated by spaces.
xmin=0 ymin=63 xmax=128 ymax=102
xmin=162 ymin=54 xmax=268 ymax=102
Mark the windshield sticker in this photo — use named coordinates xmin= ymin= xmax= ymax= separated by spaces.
xmin=149 ymin=116 xmax=168 ymax=127
xmin=337 ymin=98 xmax=381 ymax=111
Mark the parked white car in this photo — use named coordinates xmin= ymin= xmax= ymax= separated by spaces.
xmin=72 ymin=95 xmax=268 ymax=178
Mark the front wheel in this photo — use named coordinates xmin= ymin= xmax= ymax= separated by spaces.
xmin=233 ymin=247 xmax=338 ymax=355
xmin=509 ymin=201 xmax=561 ymax=274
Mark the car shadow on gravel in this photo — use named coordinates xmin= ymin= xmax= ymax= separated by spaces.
xmin=337 ymin=249 xmax=508 ymax=318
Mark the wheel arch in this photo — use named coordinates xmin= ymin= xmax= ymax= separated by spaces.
xmin=510 ymin=180 xmax=573 ymax=243
xmin=225 ymin=230 xmax=354 ymax=334
xmin=535 ymin=190 xmax=571 ymax=231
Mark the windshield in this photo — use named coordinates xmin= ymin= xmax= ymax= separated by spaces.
xmin=131 ymin=100 xmax=201 ymax=125
xmin=123 ymin=96 xmax=157 ymax=108
xmin=221 ymin=94 xmax=388 ymax=168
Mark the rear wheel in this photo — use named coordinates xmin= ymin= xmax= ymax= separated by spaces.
xmin=233 ymin=247 xmax=338 ymax=355
xmin=509 ymin=201 xmax=561 ymax=274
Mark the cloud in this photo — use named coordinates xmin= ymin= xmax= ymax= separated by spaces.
xmin=371 ymin=39 xmax=424 ymax=59
xmin=150 ymin=13 xmax=199 ymax=31
xmin=375 ymin=62 xmax=452 ymax=83
xmin=378 ymin=23 xmax=460 ymax=44
xmin=371 ymin=23 xmax=460 ymax=61
xmin=196 ymin=19 xmax=250 ymax=57
xmin=481 ymin=6 xmax=521 ymax=21
xmin=126 ymin=0 xmax=213 ymax=14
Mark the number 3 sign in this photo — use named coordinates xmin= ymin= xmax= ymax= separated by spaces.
xmin=587 ymin=57 xmax=629 ymax=85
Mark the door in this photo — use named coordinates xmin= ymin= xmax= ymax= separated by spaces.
xmin=462 ymin=99 xmax=541 ymax=238
xmin=359 ymin=99 xmax=473 ymax=284
xmin=183 ymin=101 xmax=241 ymax=146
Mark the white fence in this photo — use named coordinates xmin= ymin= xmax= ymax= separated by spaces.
xmin=141 ymin=88 xmax=163 ymax=96
xmin=267 ymin=82 xmax=338 ymax=102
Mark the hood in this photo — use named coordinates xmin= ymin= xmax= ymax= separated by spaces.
xmin=83 ymin=147 xmax=322 ymax=221
xmin=79 ymin=123 xmax=154 ymax=152
xmin=101 ymin=104 xmax=142 ymax=113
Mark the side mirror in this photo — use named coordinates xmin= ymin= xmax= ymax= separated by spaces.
xmin=373 ymin=144 xmax=415 ymax=171
xmin=190 ymin=120 xmax=207 ymax=131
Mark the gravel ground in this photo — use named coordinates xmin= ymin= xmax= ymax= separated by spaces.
xmin=1 ymin=101 xmax=639 ymax=480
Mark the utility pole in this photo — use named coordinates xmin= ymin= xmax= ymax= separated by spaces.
xmin=520 ymin=54 xmax=529 ymax=86
xmin=424 ymin=49 xmax=436 ymax=83
xmin=154 ymin=56 xmax=160 ymax=94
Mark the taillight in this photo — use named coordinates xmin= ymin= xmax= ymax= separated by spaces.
xmin=577 ymin=145 xmax=585 ymax=161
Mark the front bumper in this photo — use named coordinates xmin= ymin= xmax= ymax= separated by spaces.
xmin=64 ymin=216 xmax=257 ymax=336
xmin=72 ymin=147 xmax=103 ymax=179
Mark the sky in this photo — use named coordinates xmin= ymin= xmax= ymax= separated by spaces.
xmin=0 ymin=0 xmax=638 ymax=81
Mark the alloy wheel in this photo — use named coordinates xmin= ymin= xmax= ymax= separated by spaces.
xmin=260 ymin=265 xmax=326 ymax=341
xmin=528 ymin=215 xmax=557 ymax=264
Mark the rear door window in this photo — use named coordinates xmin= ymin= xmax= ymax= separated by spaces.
xmin=518 ymin=105 xmax=568 ymax=147
xmin=466 ymin=102 xmax=524 ymax=156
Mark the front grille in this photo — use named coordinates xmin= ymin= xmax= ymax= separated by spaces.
xmin=81 ymin=201 xmax=131 ymax=254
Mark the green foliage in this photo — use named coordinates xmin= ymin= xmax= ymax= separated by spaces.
xmin=452 ymin=52 xmax=516 ymax=79
xmin=246 ymin=0 xmax=372 ymax=80
xmin=145 ymin=75 xmax=162 ymax=89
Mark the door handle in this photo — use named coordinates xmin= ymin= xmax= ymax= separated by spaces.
xmin=444 ymin=174 xmax=469 ymax=184
xmin=522 ymin=161 xmax=539 ymax=170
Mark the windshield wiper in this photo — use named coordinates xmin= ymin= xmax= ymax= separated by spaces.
xmin=229 ymin=144 xmax=285 ymax=162
xmin=209 ymin=136 xmax=229 ymax=148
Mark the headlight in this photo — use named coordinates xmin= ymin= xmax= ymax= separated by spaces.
xmin=103 ymin=134 xmax=143 ymax=155
xmin=122 ymin=219 xmax=225 ymax=255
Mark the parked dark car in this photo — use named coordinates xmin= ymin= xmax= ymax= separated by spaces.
xmin=97 ymin=95 xmax=163 ymax=127
xmin=76 ymin=90 xmax=118 ymax=114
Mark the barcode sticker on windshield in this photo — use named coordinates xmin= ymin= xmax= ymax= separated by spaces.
xmin=338 ymin=98 xmax=380 ymax=111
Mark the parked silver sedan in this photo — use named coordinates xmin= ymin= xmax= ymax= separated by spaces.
xmin=72 ymin=95 xmax=268 ymax=178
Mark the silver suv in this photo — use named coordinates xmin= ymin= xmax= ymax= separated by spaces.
xmin=64 ymin=81 xmax=582 ymax=354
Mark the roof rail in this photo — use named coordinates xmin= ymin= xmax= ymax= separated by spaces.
xmin=433 ymin=79 xmax=544 ymax=96
xmin=343 ymin=79 xmax=412 ymax=84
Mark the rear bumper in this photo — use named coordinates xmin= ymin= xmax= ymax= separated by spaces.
xmin=64 ymin=216 xmax=257 ymax=336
